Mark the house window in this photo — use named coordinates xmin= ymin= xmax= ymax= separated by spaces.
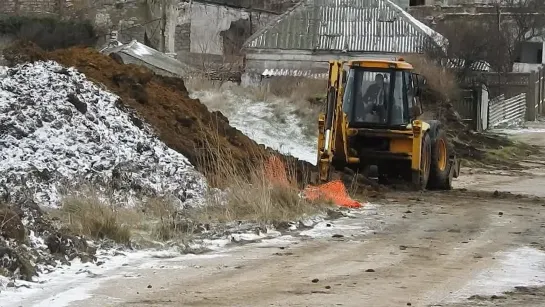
xmin=410 ymin=0 xmax=426 ymax=6
xmin=538 ymin=48 xmax=543 ymax=64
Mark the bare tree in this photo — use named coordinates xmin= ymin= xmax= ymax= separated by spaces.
xmin=491 ymin=0 xmax=545 ymax=70
xmin=426 ymin=0 xmax=545 ymax=74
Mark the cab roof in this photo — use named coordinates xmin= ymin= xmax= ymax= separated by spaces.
xmin=342 ymin=59 xmax=414 ymax=70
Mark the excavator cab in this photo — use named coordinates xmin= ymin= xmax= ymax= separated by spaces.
xmin=317 ymin=59 xmax=460 ymax=190
xmin=341 ymin=63 xmax=424 ymax=128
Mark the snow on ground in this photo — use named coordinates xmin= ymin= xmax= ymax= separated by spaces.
xmin=493 ymin=127 xmax=545 ymax=135
xmin=190 ymin=89 xmax=317 ymax=164
xmin=0 ymin=247 xmax=232 ymax=307
xmin=0 ymin=61 xmax=206 ymax=207
xmin=443 ymin=247 xmax=545 ymax=302
xmin=0 ymin=216 xmax=367 ymax=307
xmin=299 ymin=203 xmax=379 ymax=238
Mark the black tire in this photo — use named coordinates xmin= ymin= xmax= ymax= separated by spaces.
xmin=428 ymin=128 xmax=454 ymax=190
xmin=412 ymin=132 xmax=432 ymax=190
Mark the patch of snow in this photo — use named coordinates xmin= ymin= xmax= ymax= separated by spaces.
xmin=444 ymin=246 xmax=545 ymax=302
xmin=0 ymin=61 xmax=206 ymax=207
xmin=0 ymin=225 xmax=295 ymax=306
xmin=253 ymin=235 xmax=298 ymax=247
xmin=300 ymin=204 xmax=378 ymax=238
xmin=191 ymin=90 xmax=317 ymax=164
xmin=0 ymin=249 xmax=149 ymax=307
xmin=0 ymin=246 xmax=234 ymax=307
xmin=494 ymin=127 xmax=545 ymax=135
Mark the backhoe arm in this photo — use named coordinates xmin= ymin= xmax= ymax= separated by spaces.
xmin=317 ymin=61 xmax=343 ymax=181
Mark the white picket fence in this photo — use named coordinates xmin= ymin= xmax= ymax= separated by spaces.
xmin=488 ymin=93 xmax=527 ymax=128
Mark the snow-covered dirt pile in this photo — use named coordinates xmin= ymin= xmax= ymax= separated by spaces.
xmin=0 ymin=61 xmax=206 ymax=208
xmin=190 ymin=87 xmax=317 ymax=165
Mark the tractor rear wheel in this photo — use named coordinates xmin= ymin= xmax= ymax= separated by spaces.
xmin=428 ymin=128 xmax=454 ymax=190
xmin=412 ymin=132 xmax=432 ymax=190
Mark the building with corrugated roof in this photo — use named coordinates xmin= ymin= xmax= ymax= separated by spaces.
xmin=241 ymin=0 xmax=446 ymax=84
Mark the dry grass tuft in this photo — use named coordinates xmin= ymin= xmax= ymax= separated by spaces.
xmin=58 ymin=195 xmax=135 ymax=244
xmin=52 ymin=188 xmax=197 ymax=244
xmin=194 ymin=124 xmax=331 ymax=224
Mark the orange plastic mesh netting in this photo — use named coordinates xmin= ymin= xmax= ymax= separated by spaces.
xmin=263 ymin=155 xmax=290 ymax=187
xmin=263 ymin=156 xmax=363 ymax=208
xmin=302 ymin=180 xmax=362 ymax=209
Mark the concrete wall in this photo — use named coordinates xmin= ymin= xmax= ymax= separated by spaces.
xmin=0 ymin=0 xmax=151 ymax=48
xmin=183 ymin=2 xmax=274 ymax=55
xmin=513 ymin=63 xmax=543 ymax=73
xmin=0 ymin=0 xmax=59 ymax=15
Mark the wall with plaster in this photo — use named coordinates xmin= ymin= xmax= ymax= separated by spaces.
xmin=185 ymin=2 xmax=273 ymax=55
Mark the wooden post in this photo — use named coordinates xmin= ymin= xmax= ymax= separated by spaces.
xmin=536 ymin=69 xmax=540 ymax=118
xmin=541 ymin=67 xmax=545 ymax=115
xmin=527 ymin=71 xmax=537 ymax=121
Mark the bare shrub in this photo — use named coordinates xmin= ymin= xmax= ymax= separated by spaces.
xmin=402 ymin=54 xmax=461 ymax=103
xmin=139 ymin=198 xmax=197 ymax=241
xmin=184 ymin=76 xmax=222 ymax=92
xmin=194 ymin=122 xmax=330 ymax=224
xmin=262 ymin=77 xmax=327 ymax=102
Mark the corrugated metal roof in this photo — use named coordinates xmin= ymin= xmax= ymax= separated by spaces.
xmin=243 ymin=0 xmax=446 ymax=54
xmin=102 ymin=41 xmax=193 ymax=77
xmin=443 ymin=58 xmax=492 ymax=72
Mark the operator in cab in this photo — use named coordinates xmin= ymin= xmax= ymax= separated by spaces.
xmin=360 ymin=74 xmax=388 ymax=124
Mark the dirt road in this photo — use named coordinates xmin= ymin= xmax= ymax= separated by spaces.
xmin=67 ymin=191 xmax=543 ymax=307
xmin=454 ymin=122 xmax=545 ymax=197
xmin=17 ymin=125 xmax=545 ymax=307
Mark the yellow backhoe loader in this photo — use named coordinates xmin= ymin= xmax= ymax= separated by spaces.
xmin=317 ymin=58 xmax=460 ymax=190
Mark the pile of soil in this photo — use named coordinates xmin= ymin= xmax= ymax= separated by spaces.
xmin=3 ymin=41 xmax=315 ymax=187
xmin=0 ymin=201 xmax=96 ymax=281
xmin=422 ymin=102 xmax=540 ymax=169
